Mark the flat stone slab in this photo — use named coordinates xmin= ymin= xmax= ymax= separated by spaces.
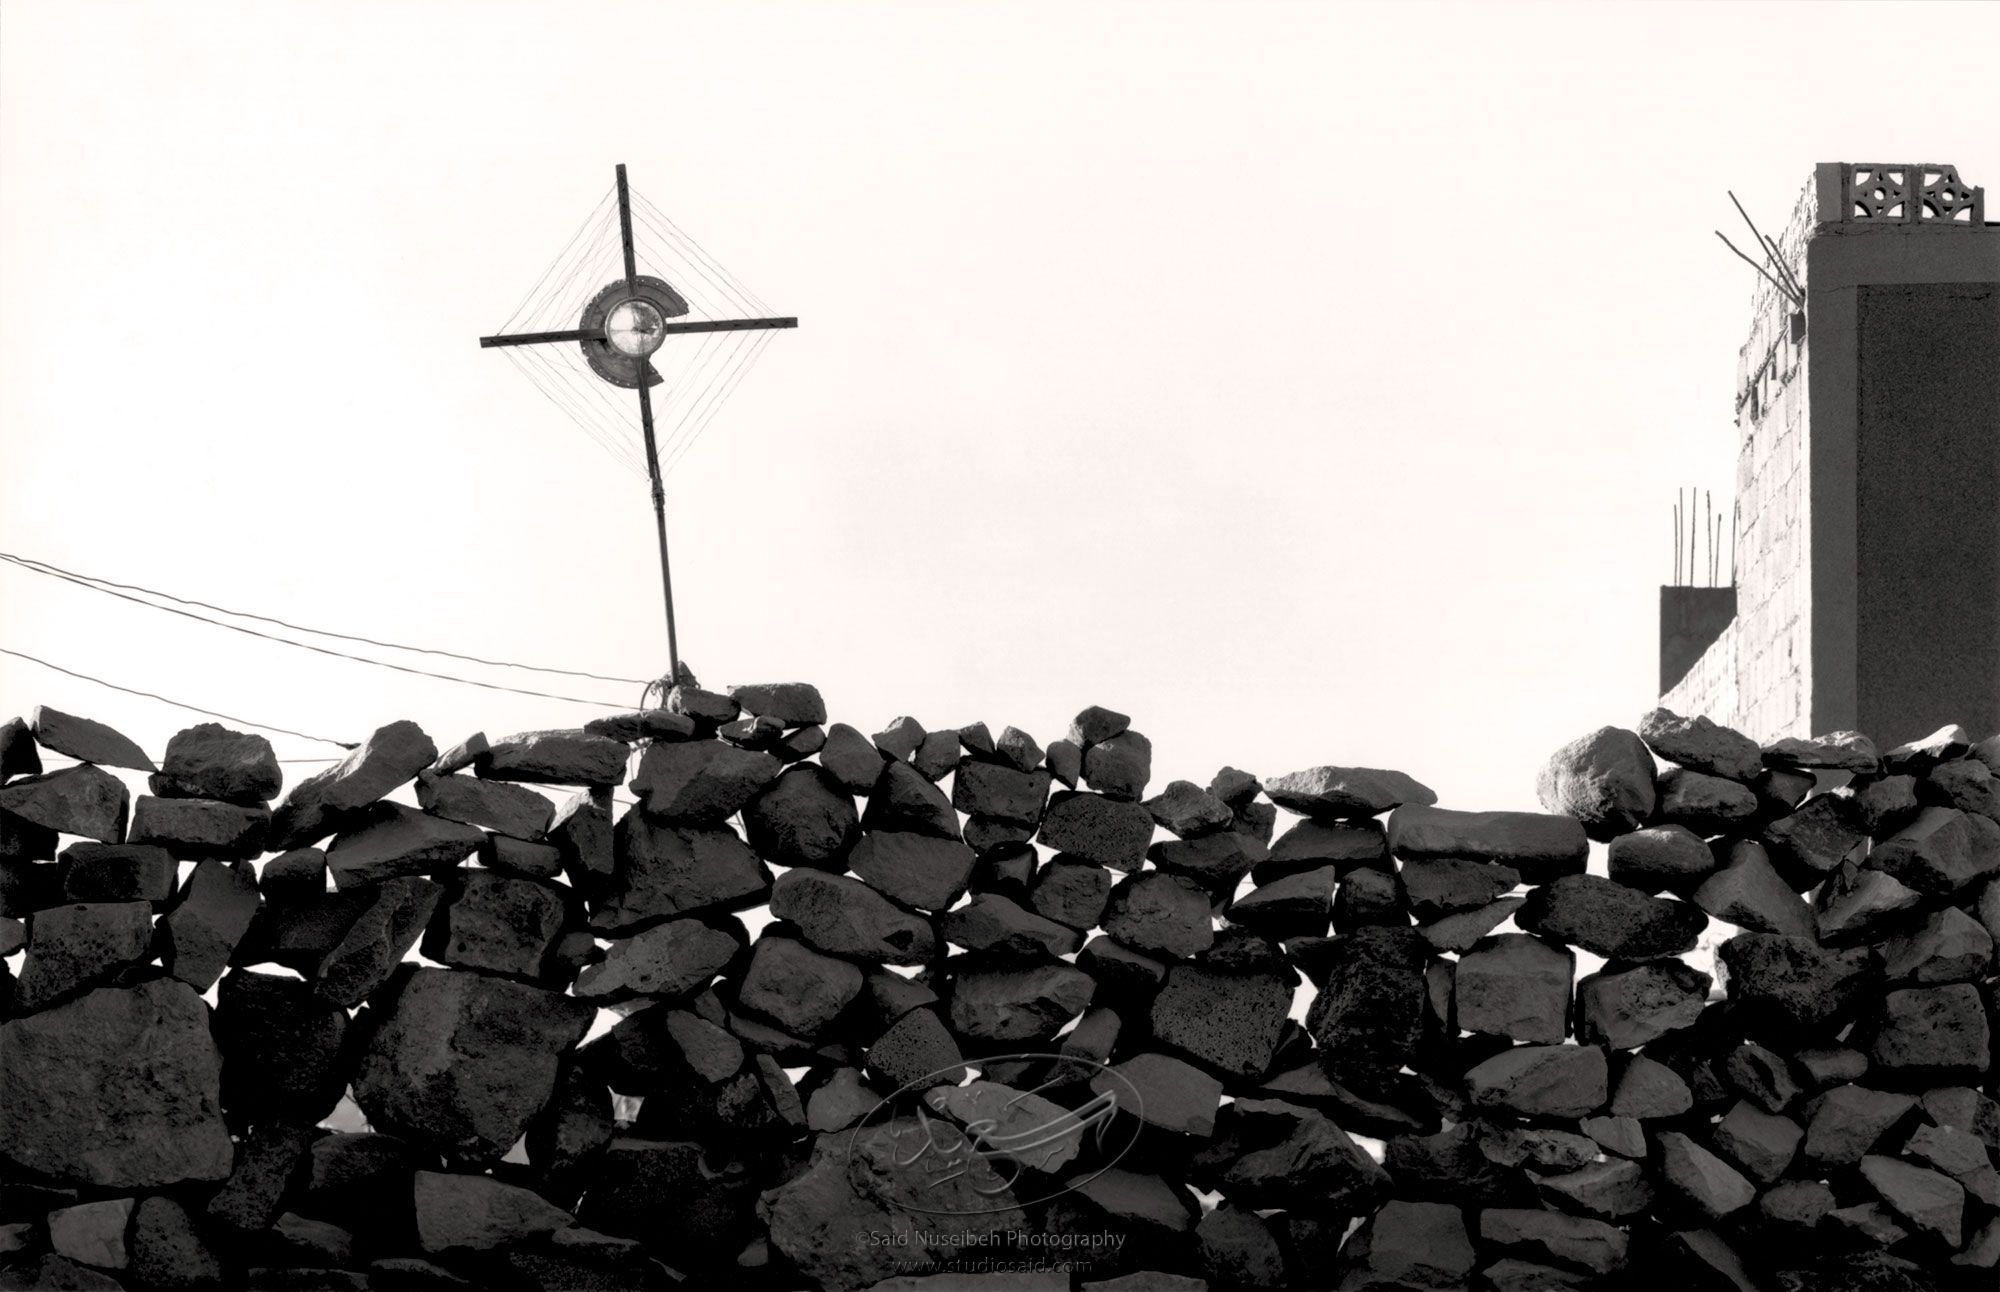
xmin=1387 ymin=806 xmax=1587 ymax=882
xmin=271 ymin=720 xmax=437 ymax=849
xmin=32 ymin=705 xmax=155 ymax=772
xmin=0 ymin=764 xmax=129 ymax=843
xmin=15 ymin=900 xmax=155 ymax=1010
xmin=1092 ymin=1051 xmax=1222 ymax=1136
xmin=477 ymin=729 xmax=631 ymax=787
xmin=741 ymin=764 xmax=860 ymax=870
xmin=1262 ymin=766 xmax=1437 ymax=820
xmin=594 ymin=816 xmax=770 ymax=930
xmin=151 ymin=723 xmax=280 ymax=804
xmin=770 ymin=868 xmax=934 ymax=964
xmin=1465 ymin=1044 xmax=1607 ymax=1119
xmin=415 ymin=773 xmax=554 ymax=840
xmin=1575 ymin=959 xmax=1711 ymax=1049
xmin=1638 ymin=708 xmax=1763 ymax=781
xmin=574 ymin=918 xmax=739 ymax=1000
xmin=1517 ymin=874 xmax=1707 ymax=959
xmin=326 ymin=803 xmax=484 ymax=887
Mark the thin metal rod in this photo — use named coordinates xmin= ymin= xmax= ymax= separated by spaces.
xmin=1730 ymin=190 xmax=1804 ymax=300
xmin=480 ymin=329 xmax=599 ymax=348
xmin=1714 ymin=231 xmax=1798 ymax=303
xmin=638 ymin=374 xmax=679 ymax=684
xmin=617 ymin=164 xmax=639 ymax=291
xmin=480 ymin=317 xmax=798 ymax=349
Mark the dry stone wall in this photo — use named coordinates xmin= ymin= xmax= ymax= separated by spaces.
xmin=0 ymin=691 xmax=1994 ymax=1291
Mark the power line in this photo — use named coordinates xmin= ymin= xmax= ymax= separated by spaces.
xmin=0 ymin=646 xmax=357 ymax=749
xmin=0 ymin=551 xmax=650 ymax=691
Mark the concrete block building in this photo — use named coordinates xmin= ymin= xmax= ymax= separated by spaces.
xmin=1661 ymin=161 xmax=1999 ymax=747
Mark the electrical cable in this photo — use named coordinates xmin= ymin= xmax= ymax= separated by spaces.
xmin=0 ymin=646 xmax=356 ymax=748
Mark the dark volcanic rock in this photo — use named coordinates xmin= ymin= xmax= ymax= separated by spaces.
xmin=769 ymin=868 xmax=934 ymax=963
xmin=0 ymin=764 xmax=129 ymax=843
xmin=1816 ymin=861 xmax=1923 ymax=945
xmin=1607 ymin=824 xmax=1716 ymax=894
xmin=1332 ymin=1199 xmax=1475 ymax=1291
xmin=1030 ymin=859 xmax=1115 ymax=930
xmin=1575 ymin=959 xmax=1711 ymax=1049
xmin=414 ymin=772 xmax=554 ymax=840
xmin=477 ymin=729 xmax=629 ymax=787
xmin=1656 ymin=1130 xmax=1755 ymax=1219
xmin=325 ymin=803 xmax=484 ymax=887
xmin=129 ymin=794 xmax=269 ymax=860
xmin=819 ymin=722 xmax=885 ymax=794
xmin=1804 ymin=1084 xmax=1919 ymax=1168
xmin=1103 ymin=871 xmax=1213 ymax=959
xmin=1152 ymin=830 xmax=1264 ymax=897
xmin=1083 ymin=729 xmax=1152 ymax=801
xmin=1880 ymin=906 xmax=1994 ymax=984
xmin=1200 ymin=1097 xmax=1388 ymax=1212
xmin=412 ymin=1170 xmax=574 ymax=1253
xmin=1764 ymin=730 xmax=1880 ymax=773
xmin=161 ymin=859 xmax=260 ymax=990
xmin=1859 ymin=1154 xmax=1963 ymax=1247
xmin=59 ymin=843 xmax=176 ymax=902
xmin=579 ymin=1137 xmax=760 ymax=1271
xmin=1479 ymin=1208 xmax=1629 ymax=1276
xmin=207 ymin=1124 xmax=315 ymax=1231
xmin=741 ymin=764 xmax=861 ymax=870
xmin=630 ymin=739 xmax=779 ymax=822
xmin=217 ymin=969 xmax=349 ymax=1124
xmin=1869 ymin=805 xmax=2000 ymax=897
xmin=1764 ymin=793 xmax=1868 ymax=884
xmin=15 ymin=900 xmax=154 ymax=1010
xmin=942 ymin=892 xmax=1080 ymax=960
xmin=1860 ymin=983 xmax=1991 ymax=1083
xmin=728 ymin=682 xmax=826 ymax=727
xmin=1094 ymin=1050 xmax=1223 ymax=1136
xmin=1712 ymin=1099 xmax=1802 ymax=1183
xmin=1150 ymin=962 xmax=1291 ymax=1078
xmin=1039 ymin=791 xmax=1155 ymax=872
xmin=1638 ymin=708 xmax=1763 ymax=782
xmin=736 ymin=937 xmax=864 ymax=1037
xmin=0 ymin=715 xmax=41 ymax=778
xmin=1536 ymin=727 xmax=1656 ymax=841
xmin=1655 ymin=766 xmax=1759 ymax=834
xmin=1227 ymin=865 xmax=1335 ymax=936
xmin=32 ymin=705 xmax=154 ymax=771
xmin=866 ymin=1007 xmax=966 ymax=1089
xmin=0 ymin=978 xmax=232 ymax=1187
xmin=421 ymin=870 xmax=568 ymax=979
xmin=1389 ymin=805 xmax=1589 ymax=882
xmin=848 ymin=830 xmax=977 ymax=912
xmin=1305 ymin=925 xmax=1428 ymax=1095
xmin=1263 ymin=765 xmax=1436 ymax=820
xmin=595 ymin=815 xmax=770 ymax=929
xmin=1453 ymin=934 xmax=1573 ymax=1044
xmin=1398 ymin=857 xmax=1521 ymax=921
xmin=151 ymin=723 xmax=281 ymax=805
xmin=949 ymin=961 xmax=1095 ymax=1043
xmin=1692 ymin=841 xmax=1813 ymax=937
xmin=1517 ymin=874 xmax=1706 ymax=959
xmin=1465 ymin=1044 xmax=1608 ymax=1118
xmin=1144 ymin=779 xmax=1234 ymax=838
xmin=271 ymin=720 xmax=437 ymax=849
xmin=313 ymin=875 xmax=442 ymax=1007
xmin=1265 ymin=818 xmax=1387 ymax=875
xmin=1717 ymin=932 xmax=1877 ymax=1036
xmin=353 ymin=968 xmax=595 ymax=1163
xmin=1609 ymin=1053 xmax=1693 ymax=1118
xmin=860 ymin=759 xmax=961 ymax=839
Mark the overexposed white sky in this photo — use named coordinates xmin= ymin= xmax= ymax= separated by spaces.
xmin=2 ymin=1 xmax=1994 ymax=810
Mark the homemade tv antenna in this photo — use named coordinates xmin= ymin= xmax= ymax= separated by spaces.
xmin=480 ymin=164 xmax=796 ymax=688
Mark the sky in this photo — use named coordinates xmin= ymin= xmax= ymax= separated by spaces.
xmin=2 ymin=1 xmax=1996 ymax=814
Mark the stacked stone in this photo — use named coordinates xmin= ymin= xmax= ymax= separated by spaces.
xmin=0 ymin=696 xmax=1991 ymax=1291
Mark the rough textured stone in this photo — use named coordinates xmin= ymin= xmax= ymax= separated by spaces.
xmin=819 ymin=722 xmax=885 ymax=794
xmin=1861 ymin=983 xmax=1991 ymax=1082
xmin=353 ymin=968 xmax=594 ymax=1163
xmin=32 ymin=706 xmax=154 ymax=772
xmin=1656 ymin=767 xmax=1759 ymax=834
xmin=741 ymin=764 xmax=861 ymax=870
xmin=1764 ymin=730 xmax=1880 ymax=773
xmin=1150 ymin=962 xmax=1291 ymax=1078
xmin=0 ymin=764 xmax=129 ymax=843
xmin=325 ymin=803 xmax=483 ymax=887
xmin=129 ymin=794 xmax=269 ymax=860
xmin=866 ymin=1007 xmax=966 ymax=1090
xmin=1536 ymin=727 xmax=1656 ymax=840
xmin=1804 ymin=1084 xmax=1918 ymax=1168
xmin=1201 ymin=1097 xmax=1387 ymax=1212
xmin=942 ymin=892 xmax=1079 ymax=960
xmin=1038 ymin=791 xmax=1154 ymax=872
xmin=476 ymin=729 xmax=630 ymax=787
xmin=271 ymin=720 xmax=437 ymax=848
xmin=59 ymin=843 xmax=176 ymax=903
xmin=1881 ymin=906 xmax=1994 ymax=984
xmin=1718 ymin=931 xmax=1877 ymax=1036
xmin=1103 ymin=871 xmax=1213 ymax=959
xmin=1454 ymin=934 xmax=1573 ymax=1044
xmin=151 ymin=723 xmax=280 ymax=805
xmin=737 ymin=937 xmax=863 ymax=1037
xmin=1606 ymin=825 xmax=1714 ymax=894
xmin=160 ymin=859 xmax=260 ymax=990
xmin=574 ymin=917 xmax=739 ymax=1000
xmin=1575 ymin=959 xmax=1711 ymax=1049
xmin=414 ymin=773 xmax=553 ymax=840
xmin=1083 ymin=730 xmax=1152 ymax=801
xmin=595 ymin=816 xmax=769 ymax=929
xmin=1398 ymin=857 xmax=1521 ymax=921
xmin=48 ymin=1197 xmax=135 ymax=1269
xmin=728 ymin=682 xmax=826 ymax=727
xmin=1656 ymin=1130 xmax=1755 ymax=1219
xmin=848 ymin=830 xmax=976 ymax=912
xmin=1609 ymin=1054 xmax=1693 ymax=1119
xmin=1465 ymin=1044 xmax=1607 ymax=1119
xmin=0 ymin=979 xmax=232 ymax=1187
xmin=216 ymin=969 xmax=349 ymax=1125
xmin=1638 ymin=708 xmax=1763 ymax=781
xmin=0 ymin=715 xmax=41 ymax=778
xmin=1764 ymin=793 xmax=1868 ymax=884
xmin=1332 ymin=1199 xmax=1475 ymax=1291
xmin=1143 ymin=779 xmax=1233 ymax=838
xmin=1869 ymin=805 xmax=2000 ymax=897
xmin=1094 ymin=1051 xmax=1222 ymax=1136
xmin=1029 ymin=859 xmax=1115 ymax=930
xmin=313 ymin=875 xmax=442 ymax=1007
xmin=1692 ymin=842 xmax=1813 ymax=937
xmin=129 ymin=1194 xmax=223 ymax=1289
xmin=860 ymin=759 xmax=961 ymax=839
xmin=1263 ymin=765 xmax=1436 ymax=820
xmin=770 ymin=868 xmax=934 ymax=964
xmin=949 ymin=961 xmax=1095 ymax=1042
xmin=1479 ymin=1208 xmax=1628 ymax=1276
xmin=15 ymin=900 xmax=154 ymax=1010
xmin=1713 ymin=1100 xmax=1802 ymax=1183
xmin=1226 ymin=864 xmax=1334 ymax=934
xmin=1265 ymin=818 xmax=1387 ymax=875
xmin=1306 ymin=925 xmax=1427 ymax=1095
xmin=422 ymin=870 xmax=567 ymax=979
xmin=1517 ymin=874 xmax=1706 ymax=959
xmin=630 ymin=739 xmax=779 ymax=822
xmin=1537 ymin=1157 xmax=1652 ymax=1220
xmin=412 ymin=1170 xmax=574 ymax=1253
xmin=1859 ymin=1154 xmax=1963 ymax=1247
